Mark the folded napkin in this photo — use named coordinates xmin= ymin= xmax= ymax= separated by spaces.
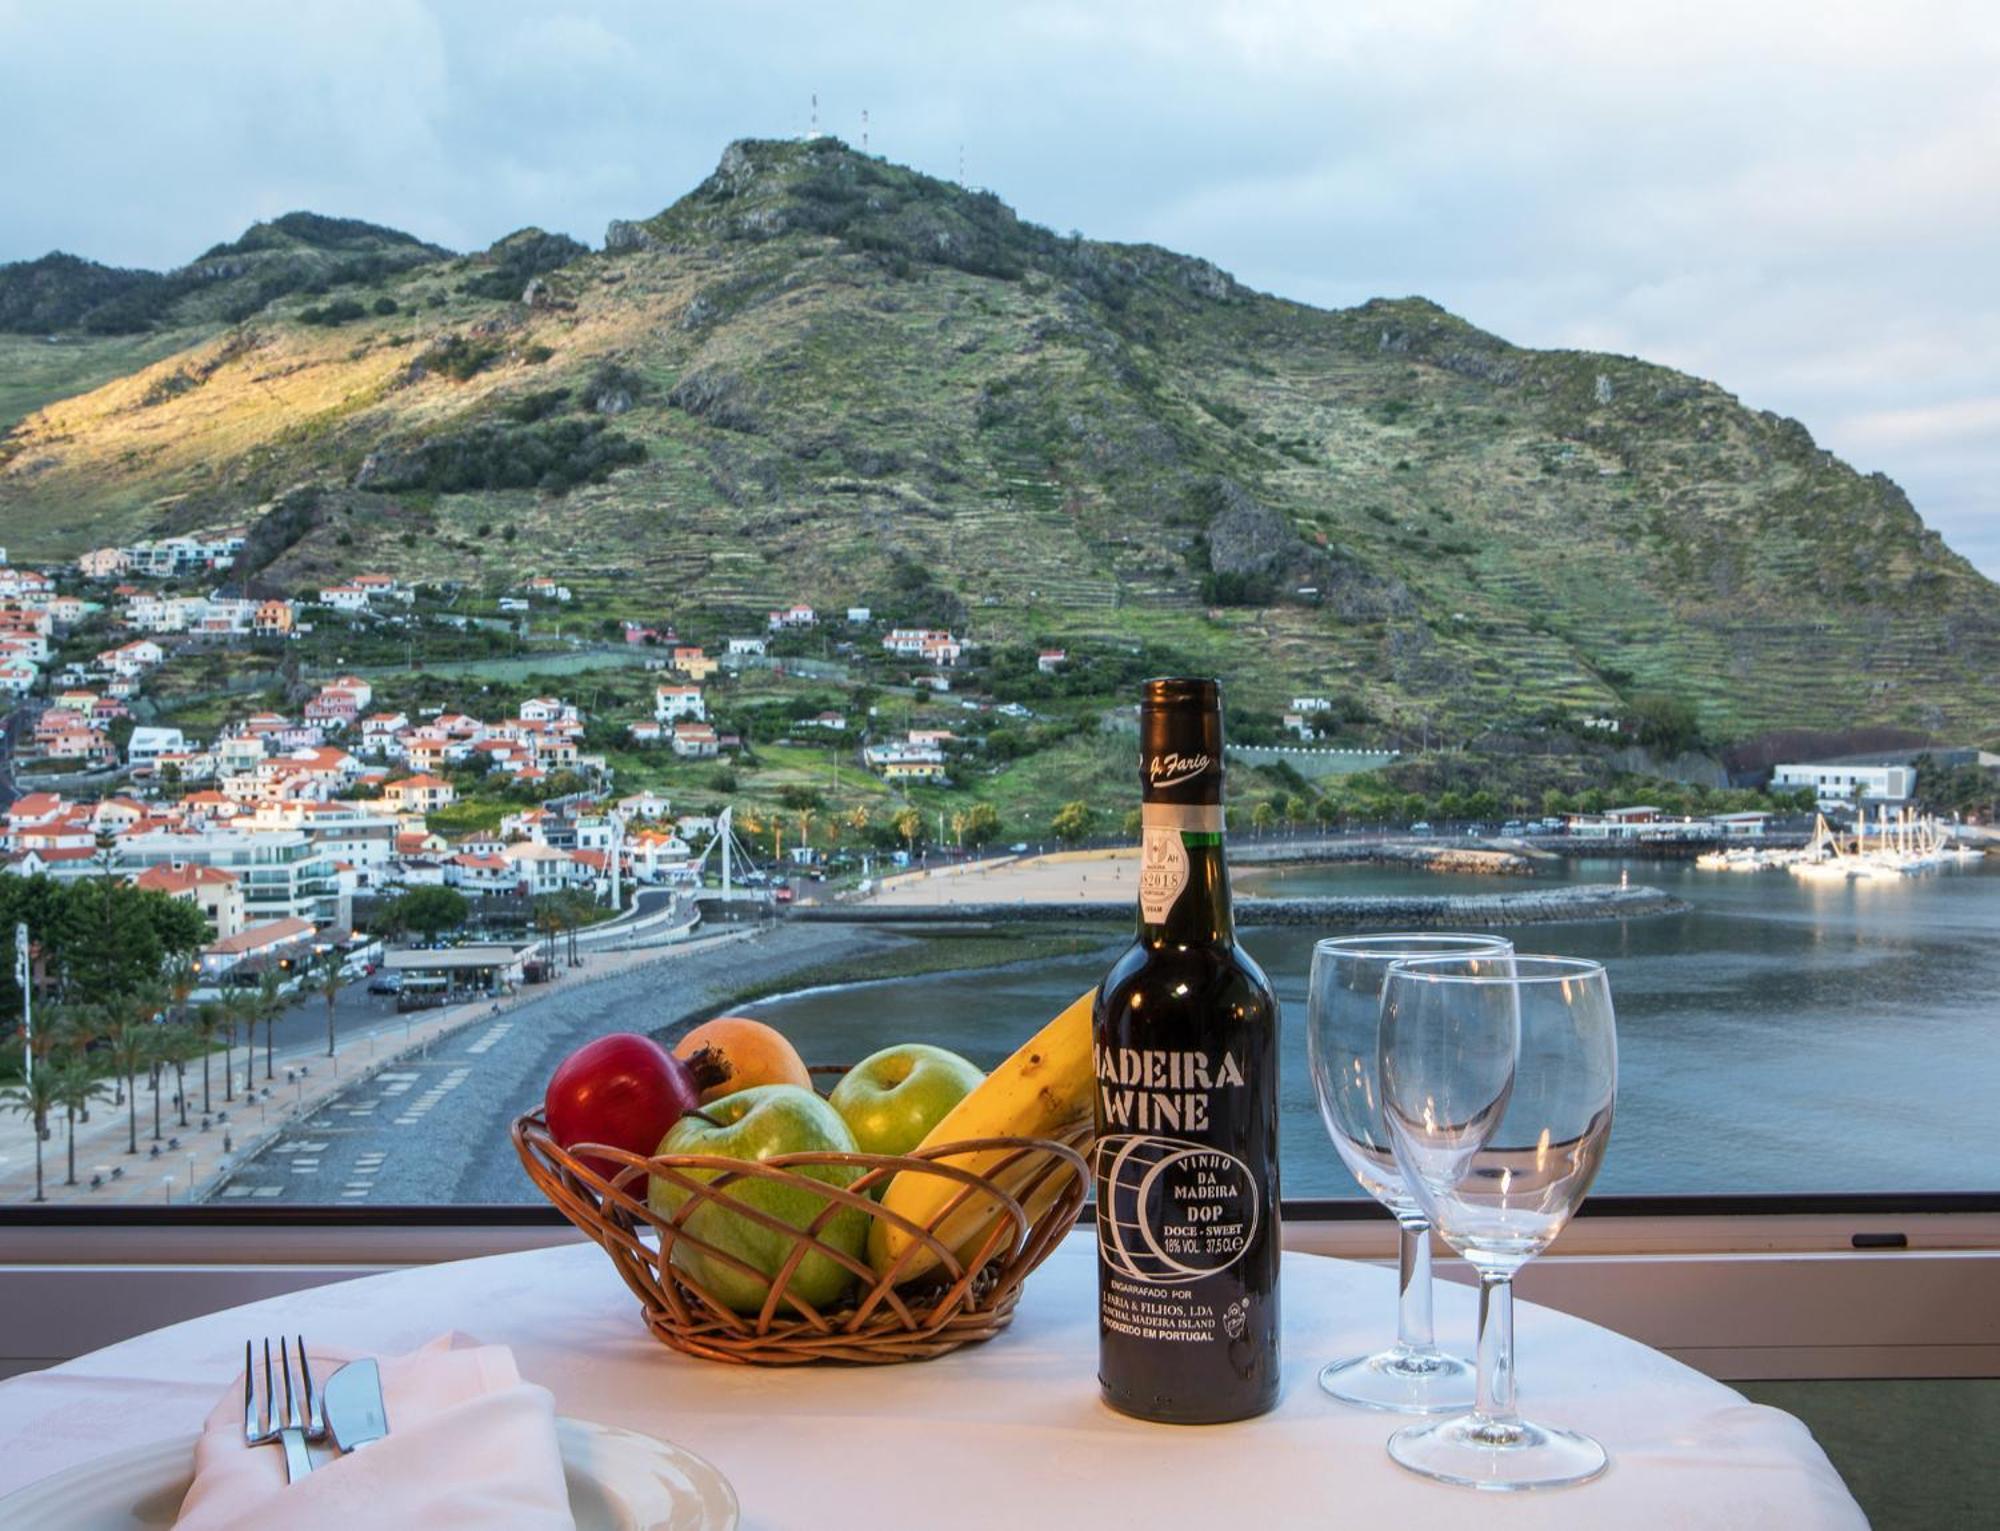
xmin=175 ymin=1334 xmax=574 ymax=1531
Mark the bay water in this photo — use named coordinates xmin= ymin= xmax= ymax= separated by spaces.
xmin=742 ymin=857 xmax=2000 ymax=1197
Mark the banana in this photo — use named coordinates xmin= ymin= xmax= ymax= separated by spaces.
xmin=868 ymin=986 xmax=1097 ymax=1282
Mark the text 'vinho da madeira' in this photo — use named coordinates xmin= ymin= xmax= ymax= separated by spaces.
xmin=1093 ymin=677 xmax=1281 ymax=1423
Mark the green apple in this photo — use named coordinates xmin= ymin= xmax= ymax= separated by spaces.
xmin=648 ymin=1083 xmax=869 ymax=1315
xmin=829 ymin=1044 xmax=986 ymax=1164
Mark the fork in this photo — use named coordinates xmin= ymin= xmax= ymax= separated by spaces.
xmin=244 ymin=1336 xmax=325 ymax=1482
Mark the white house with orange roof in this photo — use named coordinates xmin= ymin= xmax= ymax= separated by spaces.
xmin=134 ymin=861 xmax=245 ymax=940
xmin=0 ymin=628 xmax=49 ymax=666
xmin=519 ymin=575 xmax=572 ymax=603
xmin=627 ymin=828 xmax=692 ymax=884
xmin=325 ymin=675 xmax=374 ymax=710
xmin=384 ymin=774 xmax=457 ymax=814
xmin=395 ymin=730 xmax=451 ymax=774
xmin=2 ymin=792 xmax=68 ymax=848
xmin=615 ymin=790 xmax=672 ymax=820
xmin=0 ymin=657 xmax=34 ymax=696
xmin=179 ymin=791 xmax=244 ymax=827
xmin=446 ymin=851 xmax=516 ymax=895
xmin=527 ymin=732 xmax=579 ymax=770
xmin=87 ymin=797 xmax=149 ymax=835
xmin=654 ymin=683 xmax=706 ymax=722
xmin=78 ymin=547 xmax=129 ymax=579
xmin=349 ymin=574 xmax=410 ymax=605
xmin=304 ymin=689 xmax=361 ymax=728
xmin=0 ymin=568 xmax=53 ymax=599
xmin=499 ymin=808 xmax=550 ymax=844
xmin=670 ymin=721 xmax=720 ymax=758
xmin=359 ymin=712 xmax=410 ymax=754
xmin=96 ymin=639 xmax=165 ymax=677
xmin=318 ymin=584 xmax=369 ymax=613
xmin=519 ymin=696 xmax=576 ymax=725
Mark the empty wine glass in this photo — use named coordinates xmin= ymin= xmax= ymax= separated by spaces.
xmin=1378 ymin=953 xmax=1617 ymax=1491
xmin=1307 ymin=933 xmax=1514 ymax=1412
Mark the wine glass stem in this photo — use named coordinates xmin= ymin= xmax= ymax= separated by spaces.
xmin=1474 ymin=1271 xmax=1520 ymax=1426
xmin=1395 ymin=1217 xmax=1436 ymax=1353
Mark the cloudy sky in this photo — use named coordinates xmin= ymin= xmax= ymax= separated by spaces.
xmin=5 ymin=0 xmax=1996 ymax=577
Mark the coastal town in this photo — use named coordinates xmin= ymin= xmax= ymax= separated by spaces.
xmin=0 ymin=530 xmax=1992 ymax=1213
xmin=2 ymin=532 xmax=1992 ymax=992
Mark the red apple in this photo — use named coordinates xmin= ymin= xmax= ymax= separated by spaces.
xmin=545 ymin=1033 xmax=699 ymax=1179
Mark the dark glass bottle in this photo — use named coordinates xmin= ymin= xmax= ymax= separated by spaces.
xmin=1093 ymin=676 xmax=1281 ymax=1424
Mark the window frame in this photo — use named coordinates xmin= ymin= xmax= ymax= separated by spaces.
xmin=3 ymin=1195 xmax=1996 ymax=1383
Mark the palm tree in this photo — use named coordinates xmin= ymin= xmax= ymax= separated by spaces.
xmin=106 ymin=1021 xmax=151 ymax=1155
xmin=313 ymin=951 xmax=348 ymax=1058
xmin=145 ymin=1022 xmax=172 ymax=1143
xmin=168 ymin=1022 xmax=205 ymax=1128
xmin=164 ymin=954 xmax=196 ymax=1028
xmin=222 ymin=988 xmax=256 ymax=1102
xmin=191 ymin=1001 xmax=223 ymax=1115
xmin=47 ymin=1055 xmax=112 ymax=1188
xmin=0 ymin=1065 xmax=60 ymax=1202
xmin=256 ymin=969 xmax=286 ymax=1082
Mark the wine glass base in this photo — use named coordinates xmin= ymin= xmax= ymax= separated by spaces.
xmin=1318 ymin=1346 xmax=1476 ymax=1414
xmin=1387 ymin=1412 xmax=1607 ymax=1491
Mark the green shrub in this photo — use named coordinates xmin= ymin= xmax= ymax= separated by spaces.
xmin=363 ymin=417 xmax=644 ymax=495
xmin=301 ymin=297 xmax=367 ymax=326
xmin=417 ymin=333 xmax=506 ymax=382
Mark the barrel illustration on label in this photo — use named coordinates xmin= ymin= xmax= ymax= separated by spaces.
xmin=1097 ymin=1135 xmax=1261 ymax=1284
xmin=1093 ymin=677 xmax=1281 ymax=1425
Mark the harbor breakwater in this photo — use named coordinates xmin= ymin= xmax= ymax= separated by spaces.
xmin=1229 ymin=839 xmax=1543 ymax=875
xmin=797 ymin=882 xmax=1687 ymax=928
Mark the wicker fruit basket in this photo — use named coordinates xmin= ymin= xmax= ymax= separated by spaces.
xmin=513 ymin=1107 xmax=1091 ymax=1364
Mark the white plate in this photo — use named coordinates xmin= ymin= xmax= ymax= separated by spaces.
xmin=0 ymin=1416 xmax=739 ymax=1530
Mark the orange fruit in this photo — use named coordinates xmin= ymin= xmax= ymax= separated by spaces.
xmin=674 ymin=1016 xmax=813 ymax=1103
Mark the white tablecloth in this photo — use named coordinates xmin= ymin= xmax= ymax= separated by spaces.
xmin=0 ymin=1236 xmax=1862 ymax=1528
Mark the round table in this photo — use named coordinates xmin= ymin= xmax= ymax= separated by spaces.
xmin=0 ymin=1235 xmax=1863 ymax=1528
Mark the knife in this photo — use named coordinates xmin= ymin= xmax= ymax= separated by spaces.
xmin=323 ymin=1358 xmax=390 ymax=1452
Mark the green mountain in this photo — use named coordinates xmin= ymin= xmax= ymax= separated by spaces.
xmin=2 ymin=137 xmax=1995 ymax=738
xmin=0 ymin=212 xmax=451 ymax=336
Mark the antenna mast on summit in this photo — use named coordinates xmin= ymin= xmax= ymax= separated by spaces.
xmin=958 ymin=143 xmax=966 ymax=185
xmin=861 ymin=109 xmax=869 ymax=152
xmin=810 ymin=93 xmax=819 ymax=138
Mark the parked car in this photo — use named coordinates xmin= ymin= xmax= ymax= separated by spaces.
xmin=1501 ymin=820 xmax=1527 ymax=836
xmin=368 ymin=972 xmax=404 ymax=995
xmin=1409 ymin=821 xmax=1433 ymax=836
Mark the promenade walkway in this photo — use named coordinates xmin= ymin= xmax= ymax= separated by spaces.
xmin=0 ymin=926 xmax=737 ymax=1208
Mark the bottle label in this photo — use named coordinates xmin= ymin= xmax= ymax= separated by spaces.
xmin=1137 ymin=826 xmax=1188 ymax=923
xmin=1142 ymin=749 xmax=1219 ymax=793
xmin=1136 ymin=803 xmax=1223 ymax=922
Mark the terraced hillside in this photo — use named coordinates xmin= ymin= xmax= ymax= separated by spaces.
xmin=3 ymin=136 xmax=1995 ymax=736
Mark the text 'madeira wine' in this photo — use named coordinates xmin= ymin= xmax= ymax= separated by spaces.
xmin=1093 ymin=677 xmax=1281 ymax=1423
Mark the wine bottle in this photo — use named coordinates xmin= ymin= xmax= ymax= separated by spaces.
xmin=1093 ymin=676 xmax=1281 ymax=1423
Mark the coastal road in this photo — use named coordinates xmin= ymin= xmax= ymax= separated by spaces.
xmin=214 ymin=922 xmax=903 ymax=1207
